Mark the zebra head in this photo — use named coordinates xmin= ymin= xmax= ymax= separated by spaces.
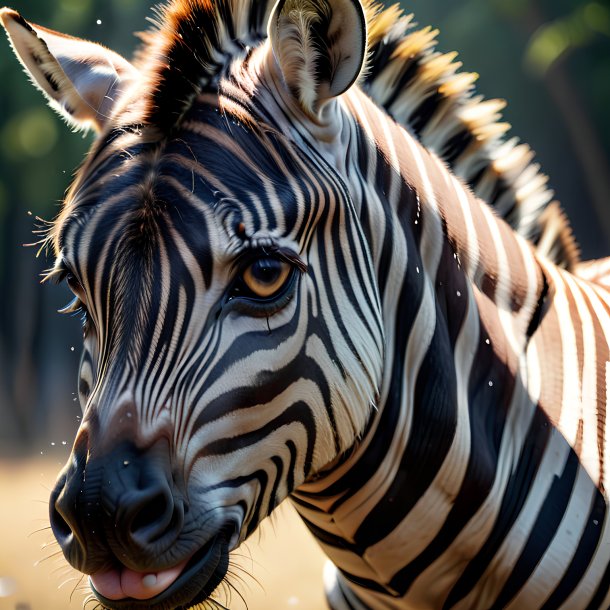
xmin=2 ymin=0 xmax=383 ymax=607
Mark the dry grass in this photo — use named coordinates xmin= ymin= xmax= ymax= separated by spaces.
xmin=0 ymin=454 xmax=327 ymax=610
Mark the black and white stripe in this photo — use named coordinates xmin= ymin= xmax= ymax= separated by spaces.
xmin=3 ymin=1 xmax=608 ymax=608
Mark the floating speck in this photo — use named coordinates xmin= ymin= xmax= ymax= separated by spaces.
xmin=70 ymin=346 xmax=75 ymax=351
xmin=456 ymin=291 xmax=461 ymax=297
xmin=488 ymin=381 xmax=494 ymax=387
xmin=62 ymin=441 xmax=67 ymax=446
xmin=27 ymin=210 xmax=32 ymax=216
xmin=593 ymin=519 xmax=599 ymax=526
xmin=485 ymin=338 xmax=491 ymax=345
xmin=416 ymin=266 xmax=420 ymax=274
xmin=0 ymin=576 xmax=17 ymax=598
xmin=40 ymin=451 xmax=44 ymax=455
xmin=51 ymin=442 xmax=55 ymax=446
xmin=123 ymin=460 xmax=130 ymax=466
xmin=96 ymin=19 xmax=102 ymax=25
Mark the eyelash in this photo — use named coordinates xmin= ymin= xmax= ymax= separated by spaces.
xmin=53 ymin=267 xmax=89 ymax=322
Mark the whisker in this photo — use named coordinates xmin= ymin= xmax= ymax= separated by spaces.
xmin=51 ymin=563 xmax=74 ymax=577
xmin=70 ymin=573 xmax=86 ymax=603
xmin=58 ymin=575 xmax=81 ymax=590
xmin=225 ymin=578 xmax=249 ymax=609
xmin=83 ymin=594 xmax=104 ymax=610
xmin=34 ymin=549 xmax=65 ymax=566
xmin=27 ymin=525 xmax=53 ymax=537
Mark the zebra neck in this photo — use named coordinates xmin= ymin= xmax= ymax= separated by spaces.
xmin=292 ymin=88 xmax=547 ymax=526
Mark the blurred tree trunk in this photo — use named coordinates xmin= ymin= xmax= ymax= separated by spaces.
xmin=0 ymin=337 xmax=12 ymax=422
xmin=505 ymin=1 xmax=610 ymax=247
xmin=0 ymin=198 xmax=40 ymax=447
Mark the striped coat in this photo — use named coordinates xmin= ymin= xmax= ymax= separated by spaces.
xmin=2 ymin=0 xmax=608 ymax=608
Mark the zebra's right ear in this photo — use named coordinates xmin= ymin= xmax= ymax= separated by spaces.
xmin=0 ymin=8 xmax=138 ymax=133
xmin=268 ymin=0 xmax=367 ymax=119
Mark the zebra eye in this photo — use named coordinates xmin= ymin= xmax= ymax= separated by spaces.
xmin=58 ymin=272 xmax=88 ymax=319
xmin=67 ymin=273 xmax=88 ymax=302
xmin=241 ymin=258 xmax=291 ymax=298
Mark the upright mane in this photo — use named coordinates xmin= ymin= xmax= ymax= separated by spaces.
xmin=135 ymin=0 xmax=274 ymax=130
xmin=362 ymin=1 xmax=579 ymax=270
xmin=133 ymin=0 xmax=579 ymax=269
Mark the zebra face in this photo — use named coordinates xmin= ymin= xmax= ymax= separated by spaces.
xmin=3 ymin=0 xmax=380 ymax=607
xmin=46 ymin=102 xmax=381 ymax=607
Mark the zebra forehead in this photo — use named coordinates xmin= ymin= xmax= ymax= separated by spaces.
xmin=55 ymin=104 xmax=311 ymax=265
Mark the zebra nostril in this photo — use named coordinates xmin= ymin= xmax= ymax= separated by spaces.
xmin=48 ymin=469 xmax=91 ymax=572
xmin=128 ymin=489 xmax=181 ymax=543
xmin=50 ymin=498 xmax=73 ymax=543
xmin=131 ymin=491 xmax=169 ymax=534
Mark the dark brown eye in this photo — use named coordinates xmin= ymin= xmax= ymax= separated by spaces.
xmin=241 ymin=258 xmax=291 ymax=298
xmin=58 ymin=273 xmax=88 ymax=318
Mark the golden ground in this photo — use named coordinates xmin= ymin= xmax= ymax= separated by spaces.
xmin=0 ymin=455 xmax=327 ymax=610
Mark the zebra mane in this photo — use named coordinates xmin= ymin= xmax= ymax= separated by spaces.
xmin=361 ymin=2 xmax=579 ymax=270
xmin=135 ymin=0 xmax=579 ymax=269
xmin=135 ymin=0 xmax=274 ymax=130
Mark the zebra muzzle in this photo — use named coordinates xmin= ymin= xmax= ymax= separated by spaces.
xmin=49 ymin=437 xmax=232 ymax=608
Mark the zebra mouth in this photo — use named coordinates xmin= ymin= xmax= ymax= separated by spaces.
xmin=89 ymin=536 xmax=229 ymax=610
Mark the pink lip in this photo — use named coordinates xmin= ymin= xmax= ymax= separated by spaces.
xmin=90 ymin=557 xmax=190 ymax=601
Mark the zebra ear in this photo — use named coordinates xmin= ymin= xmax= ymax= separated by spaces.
xmin=0 ymin=8 xmax=137 ymax=133
xmin=268 ymin=0 xmax=366 ymax=117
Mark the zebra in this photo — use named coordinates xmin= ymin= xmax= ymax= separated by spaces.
xmin=2 ymin=0 xmax=609 ymax=608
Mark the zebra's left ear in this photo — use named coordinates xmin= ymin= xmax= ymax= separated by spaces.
xmin=268 ymin=0 xmax=367 ymax=117
xmin=0 ymin=8 xmax=137 ymax=132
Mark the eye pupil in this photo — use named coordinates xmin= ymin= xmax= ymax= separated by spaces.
xmin=252 ymin=259 xmax=282 ymax=284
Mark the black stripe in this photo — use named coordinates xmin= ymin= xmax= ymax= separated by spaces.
xmin=541 ymin=488 xmax=607 ymax=609
xmin=488 ymin=448 xmax=580 ymax=609
xmin=443 ymin=406 xmax=553 ymax=609
xmin=526 ymin=271 xmax=550 ymax=339
xmin=389 ymin=317 xmax=514 ymax=595
xmin=353 ymin=318 xmax=458 ymax=549
xmin=584 ymin=538 xmax=610 ymax=610
xmin=295 ymin=223 xmax=423 ymax=511
xmin=298 ymin=515 xmax=359 ymax=552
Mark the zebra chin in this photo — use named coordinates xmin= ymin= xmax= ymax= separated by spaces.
xmin=48 ymin=436 xmax=239 ymax=609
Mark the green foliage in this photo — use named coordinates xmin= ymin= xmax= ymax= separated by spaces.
xmin=526 ymin=3 xmax=610 ymax=75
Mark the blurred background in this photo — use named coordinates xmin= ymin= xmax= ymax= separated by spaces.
xmin=0 ymin=0 xmax=609 ymax=608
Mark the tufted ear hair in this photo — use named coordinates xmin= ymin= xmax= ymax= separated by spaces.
xmin=0 ymin=7 xmax=138 ymax=133
xmin=268 ymin=0 xmax=366 ymax=118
